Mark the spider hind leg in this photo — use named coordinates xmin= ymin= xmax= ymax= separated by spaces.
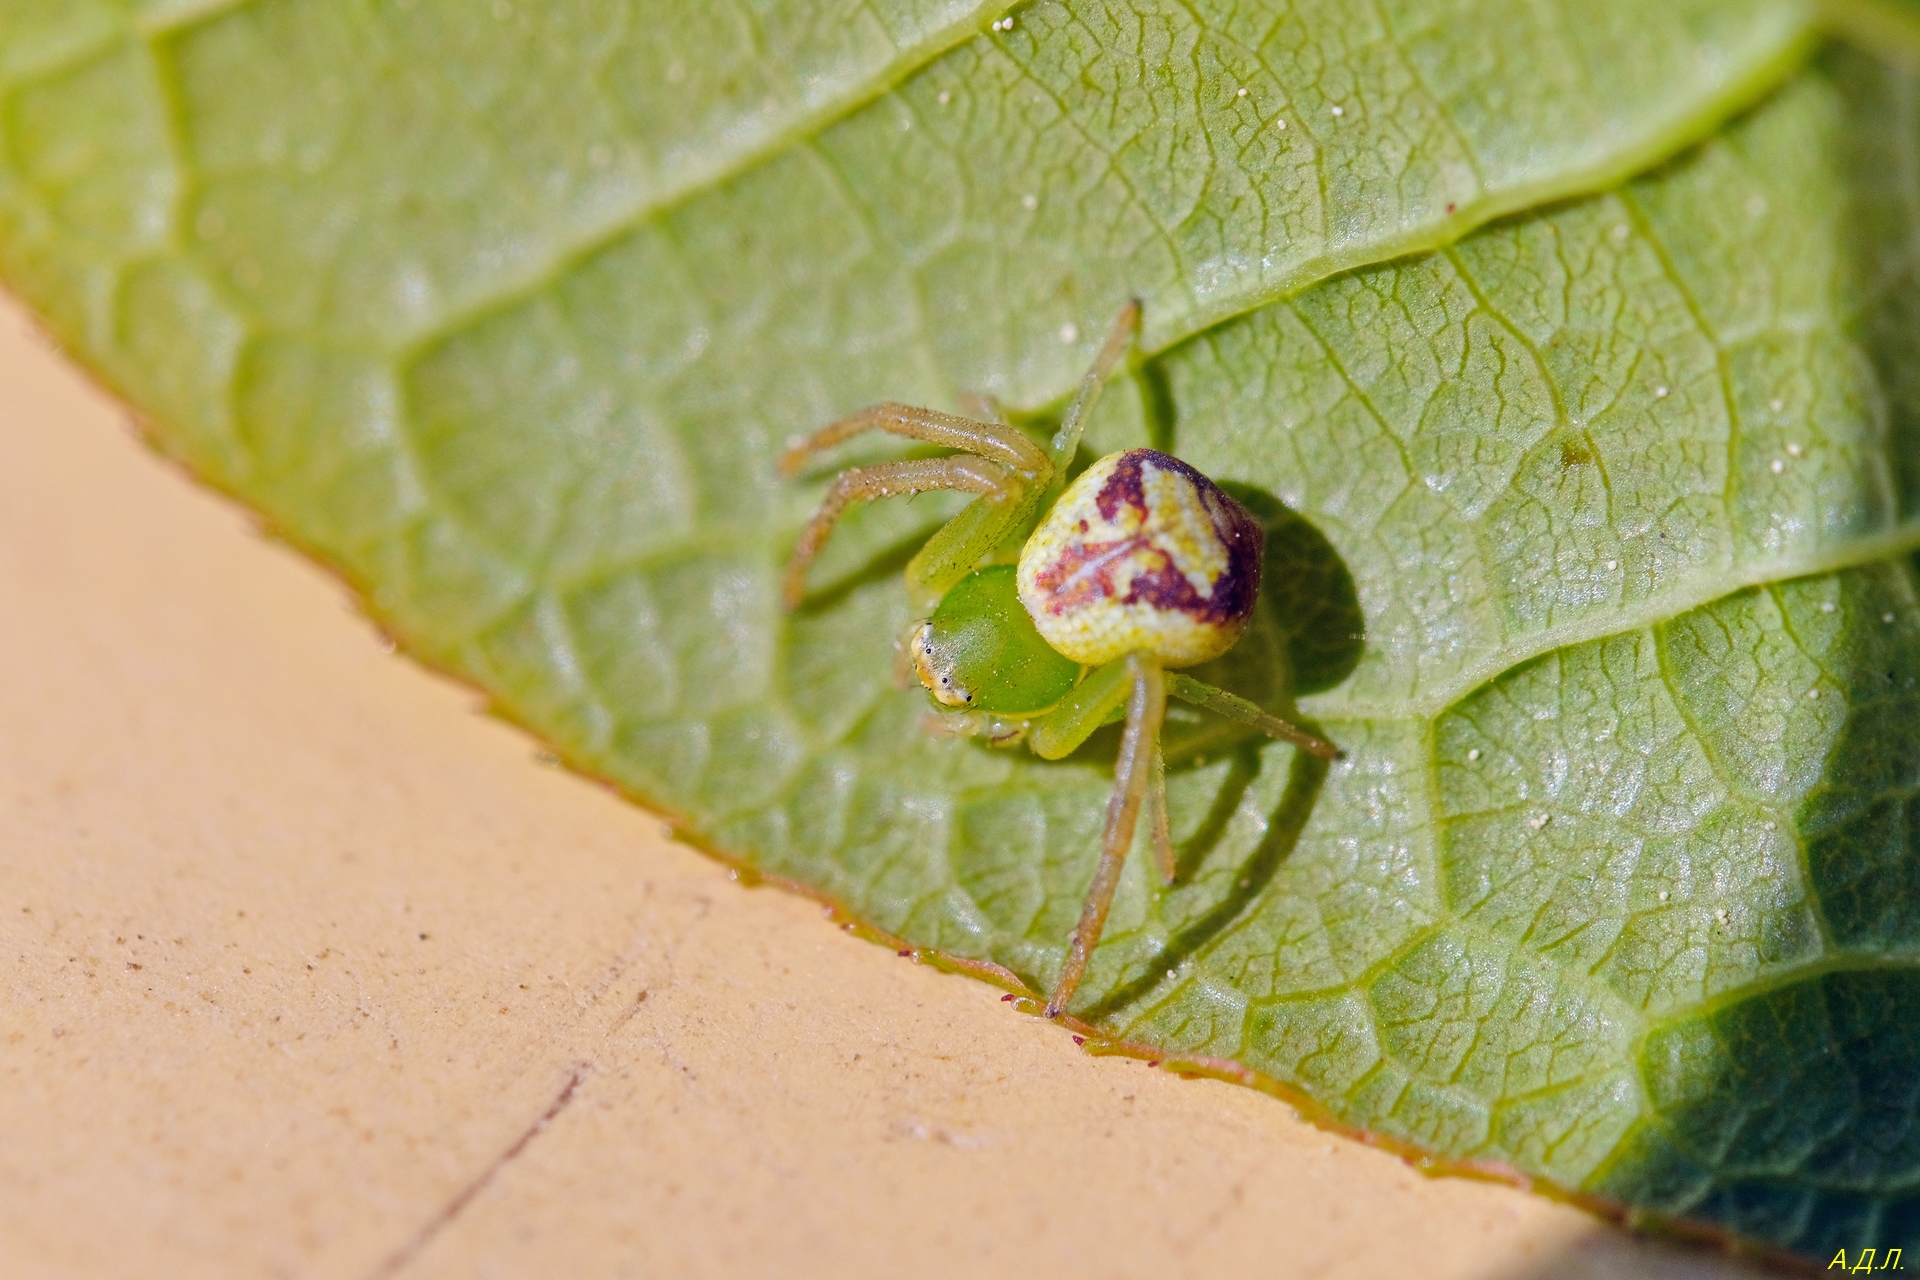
xmin=1045 ymin=653 xmax=1166 ymax=1019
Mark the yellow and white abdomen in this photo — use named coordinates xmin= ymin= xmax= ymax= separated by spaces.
xmin=1016 ymin=449 xmax=1263 ymax=668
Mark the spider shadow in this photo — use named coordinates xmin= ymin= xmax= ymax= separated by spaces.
xmin=1171 ymin=747 xmax=1263 ymax=883
xmin=1218 ymin=481 xmax=1366 ymax=699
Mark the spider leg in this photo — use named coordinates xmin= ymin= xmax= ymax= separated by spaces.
xmin=782 ymin=456 xmax=1011 ymax=609
xmin=1045 ymin=298 xmax=1142 ymax=474
xmin=780 ymin=402 xmax=1049 ymax=480
xmin=919 ymin=709 xmax=1031 ymax=746
xmin=1027 ymin=659 xmax=1132 ymax=760
xmin=1164 ymin=674 xmax=1341 ymax=759
xmin=1145 ymin=736 xmax=1175 ymax=884
xmin=1046 ymin=652 xmax=1166 ymax=1019
xmin=901 ymin=488 xmax=1037 ymax=608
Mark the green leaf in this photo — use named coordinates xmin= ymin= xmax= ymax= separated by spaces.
xmin=1825 ymin=0 xmax=1920 ymax=52
xmin=13 ymin=0 xmax=1920 ymax=1261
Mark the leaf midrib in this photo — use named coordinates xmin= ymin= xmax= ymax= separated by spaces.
xmin=97 ymin=0 xmax=1819 ymax=386
xmin=17 ymin=0 xmax=1825 ymax=491
xmin=145 ymin=0 xmax=1018 ymax=357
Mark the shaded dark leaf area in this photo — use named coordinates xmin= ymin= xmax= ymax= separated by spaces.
xmin=7 ymin=0 xmax=1920 ymax=1260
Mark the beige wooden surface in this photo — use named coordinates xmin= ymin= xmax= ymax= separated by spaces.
xmin=0 ymin=295 xmax=1773 ymax=1279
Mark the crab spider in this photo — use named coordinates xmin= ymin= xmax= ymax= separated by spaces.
xmin=781 ymin=302 xmax=1341 ymax=1019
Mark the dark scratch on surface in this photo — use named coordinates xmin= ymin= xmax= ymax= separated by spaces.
xmin=604 ymin=987 xmax=650 ymax=1039
xmin=365 ymin=1063 xmax=590 ymax=1280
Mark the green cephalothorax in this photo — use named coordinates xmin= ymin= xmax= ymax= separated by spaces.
xmin=782 ymin=302 xmax=1340 ymax=1020
xmin=910 ymin=566 xmax=1081 ymax=715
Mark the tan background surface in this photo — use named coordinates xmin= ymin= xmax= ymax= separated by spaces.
xmin=0 ymin=293 xmax=1775 ymax=1279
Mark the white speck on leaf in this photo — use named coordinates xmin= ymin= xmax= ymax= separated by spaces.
xmin=1770 ymin=459 xmax=1785 ymax=474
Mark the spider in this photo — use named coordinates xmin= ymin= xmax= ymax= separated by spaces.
xmin=781 ymin=302 xmax=1340 ymax=1019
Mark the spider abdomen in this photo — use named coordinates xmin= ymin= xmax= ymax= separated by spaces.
xmin=1016 ymin=449 xmax=1262 ymax=668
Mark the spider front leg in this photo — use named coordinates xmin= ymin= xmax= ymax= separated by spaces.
xmin=780 ymin=403 xmax=1054 ymax=610
xmin=779 ymin=401 xmax=1047 ymax=477
xmin=782 ymin=456 xmax=1013 ymax=609
xmin=919 ymin=708 xmax=1032 ymax=746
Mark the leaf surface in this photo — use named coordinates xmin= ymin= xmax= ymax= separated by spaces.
xmin=10 ymin=0 xmax=1920 ymax=1260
